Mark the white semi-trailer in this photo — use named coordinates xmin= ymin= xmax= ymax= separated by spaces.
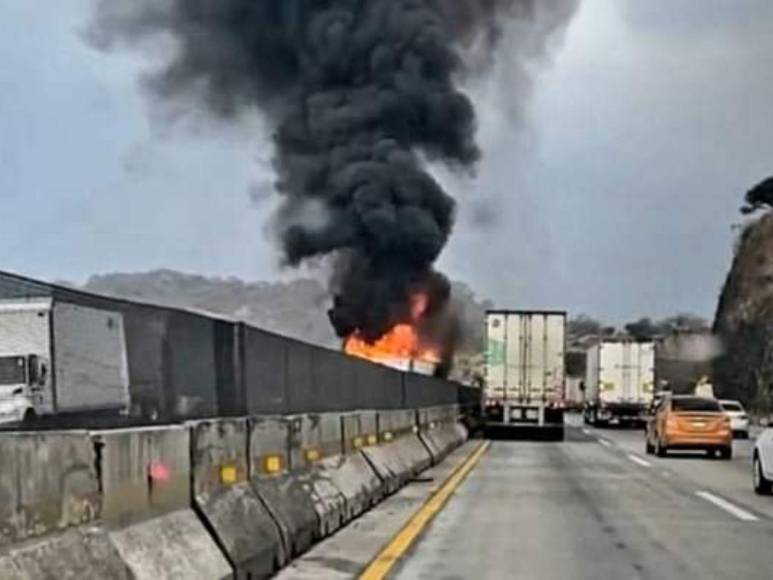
xmin=483 ymin=310 xmax=566 ymax=440
xmin=583 ymin=340 xmax=655 ymax=427
xmin=0 ymin=299 xmax=130 ymax=425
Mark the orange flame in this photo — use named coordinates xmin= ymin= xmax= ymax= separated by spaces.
xmin=344 ymin=293 xmax=441 ymax=368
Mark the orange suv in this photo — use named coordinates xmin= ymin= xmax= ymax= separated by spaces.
xmin=645 ymin=395 xmax=732 ymax=459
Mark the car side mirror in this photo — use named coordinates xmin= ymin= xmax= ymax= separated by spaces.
xmin=28 ymin=356 xmax=46 ymax=386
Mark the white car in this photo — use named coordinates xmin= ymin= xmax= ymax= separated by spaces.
xmin=754 ymin=428 xmax=773 ymax=495
xmin=719 ymin=399 xmax=749 ymax=439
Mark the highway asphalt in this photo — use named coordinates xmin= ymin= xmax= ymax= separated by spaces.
xmin=392 ymin=416 xmax=773 ymax=579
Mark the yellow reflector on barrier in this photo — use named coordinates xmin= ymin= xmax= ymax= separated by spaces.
xmin=367 ymin=434 xmax=378 ymax=446
xmin=429 ymin=422 xmax=437 ymax=430
xmin=353 ymin=436 xmax=364 ymax=449
xmin=383 ymin=431 xmax=394 ymax=442
xmin=305 ymin=448 xmax=321 ymax=463
xmin=220 ymin=465 xmax=238 ymax=485
xmin=263 ymin=455 xmax=283 ymax=474
xmin=412 ymin=426 xmax=419 ymax=434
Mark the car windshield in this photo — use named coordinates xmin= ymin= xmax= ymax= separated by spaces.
xmin=672 ymin=398 xmax=721 ymax=412
xmin=0 ymin=356 xmax=26 ymax=386
xmin=720 ymin=402 xmax=743 ymax=412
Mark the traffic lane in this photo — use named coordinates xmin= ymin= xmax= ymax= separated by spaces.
xmin=593 ymin=421 xmax=755 ymax=463
xmin=393 ymin=433 xmax=773 ymax=580
xmin=590 ymin=424 xmax=773 ymax=519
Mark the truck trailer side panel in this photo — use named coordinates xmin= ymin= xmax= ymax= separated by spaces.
xmin=52 ymin=302 xmax=130 ymax=412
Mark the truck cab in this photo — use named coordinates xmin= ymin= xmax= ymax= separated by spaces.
xmin=0 ymin=299 xmax=129 ymax=426
xmin=0 ymin=354 xmax=46 ymax=424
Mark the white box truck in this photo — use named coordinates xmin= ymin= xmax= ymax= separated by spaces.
xmin=483 ymin=310 xmax=566 ymax=440
xmin=583 ymin=341 xmax=655 ymax=427
xmin=0 ymin=299 xmax=130 ymax=425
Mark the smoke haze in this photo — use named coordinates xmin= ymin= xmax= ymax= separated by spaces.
xmin=88 ymin=0 xmax=579 ymax=349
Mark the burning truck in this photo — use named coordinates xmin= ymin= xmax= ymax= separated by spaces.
xmin=342 ymin=292 xmax=444 ymax=377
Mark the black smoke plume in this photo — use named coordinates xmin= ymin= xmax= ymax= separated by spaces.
xmin=88 ymin=0 xmax=576 ymax=359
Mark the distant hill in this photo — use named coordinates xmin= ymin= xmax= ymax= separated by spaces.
xmin=85 ymin=270 xmax=339 ymax=348
xmin=82 ymin=270 xmax=492 ymax=384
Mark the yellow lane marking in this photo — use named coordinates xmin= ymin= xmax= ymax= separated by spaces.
xmin=359 ymin=441 xmax=490 ymax=580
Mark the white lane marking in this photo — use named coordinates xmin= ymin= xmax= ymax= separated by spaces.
xmin=597 ymin=438 xmax=612 ymax=448
xmin=627 ymin=454 xmax=651 ymax=467
xmin=582 ymin=428 xmax=593 ymax=436
xmin=695 ymin=491 xmax=759 ymax=522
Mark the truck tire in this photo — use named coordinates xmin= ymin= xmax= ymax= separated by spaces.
xmin=655 ymin=438 xmax=667 ymax=457
xmin=719 ymin=446 xmax=732 ymax=460
xmin=754 ymin=454 xmax=773 ymax=495
xmin=645 ymin=438 xmax=654 ymax=455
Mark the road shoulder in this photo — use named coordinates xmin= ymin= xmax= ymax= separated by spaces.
xmin=274 ymin=440 xmax=485 ymax=579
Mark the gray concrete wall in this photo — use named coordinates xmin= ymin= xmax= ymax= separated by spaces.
xmin=0 ymin=432 xmax=129 ymax=578
xmin=0 ymin=431 xmax=99 ymax=545
xmin=0 ymin=404 xmax=467 ymax=579
xmin=190 ymin=418 xmax=285 ymax=578
xmin=249 ymin=416 xmax=317 ymax=557
xmin=94 ymin=425 xmax=232 ymax=580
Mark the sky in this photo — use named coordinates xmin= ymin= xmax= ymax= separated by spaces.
xmin=2 ymin=0 xmax=773 ymax=324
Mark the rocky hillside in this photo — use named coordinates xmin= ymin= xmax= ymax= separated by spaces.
xmin=715 ymin=197 xmax=773 ymax=407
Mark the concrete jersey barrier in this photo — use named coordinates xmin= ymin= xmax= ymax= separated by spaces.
xmin=418 ymin=406 xmax=467 ymax=464
xmin=288 ymin=414 xmax=347 ymax=537
xmin=315 ymin=411 xmax=383 ymax=519
xmin=93 ymin=425 xmax=232 ymax=580
xmin=0 ymin=431 xmax=130 ymax=579
xmin=249 ymin=416 xmax=317 ymax=557
xmin=190 ymin=418 xmax=286 ymax=578
xmin=362 ymin=409 xmax=432 ymax=493
xmin=0 ymin=404 xmax=468 ymax=579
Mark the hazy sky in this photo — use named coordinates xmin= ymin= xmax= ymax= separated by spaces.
xmin=2 ymin=0 xmax=773 ymax=323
